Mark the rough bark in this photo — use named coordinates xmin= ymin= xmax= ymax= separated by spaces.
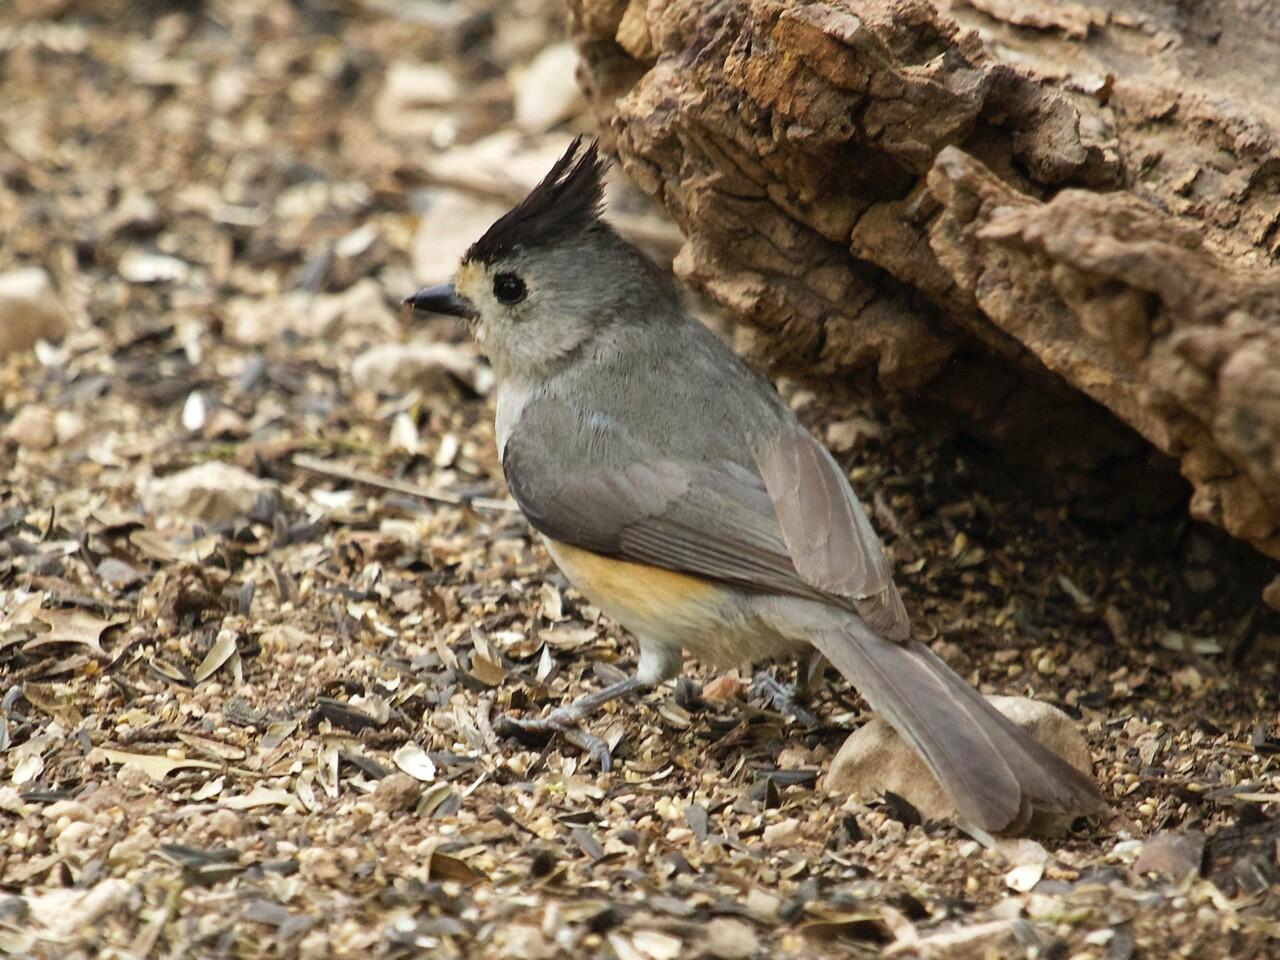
xmin=568 ymin=0 xmax=1280 ymax=568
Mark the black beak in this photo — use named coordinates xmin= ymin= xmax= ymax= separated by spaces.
xmin=403 ymin=283 xmax=476 ymax=319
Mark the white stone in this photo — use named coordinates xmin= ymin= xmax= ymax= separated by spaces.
xmin=54 ymin=410 xmax=86 ymax=445
xmin=376 ymin=61 xmax=459 ymax=137
xmin=762 ymin=817 xmax=801 ymax=847
xmin=412 ymin=189 xmax=508 ymax=284
xmin=701 ymin=918 xmax=758 ymax=960
xmin=350 ymin=340 xmax=484 ymax=396
xmin=138 ymin=461 xmax=276 ymax=523
xmin=513 ymin=43 xmax=586 ymax=133
xmin=26 ymin=879 xmax=131 ymax=938
xmin=226 ymin=282 xmax=397 ymax=345
xmin=118 ymin=249 xmax=191 ymax=283
xmin=4 ymin=404 xmax=56 ymax=451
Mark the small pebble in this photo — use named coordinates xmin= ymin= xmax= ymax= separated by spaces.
xmin=372 ymin=772 xmax=421 ymax=813
xmin=762 ymin=817 xmax=801 ymax=847
xmin=208 ymin=809 xmax=241 ymax=838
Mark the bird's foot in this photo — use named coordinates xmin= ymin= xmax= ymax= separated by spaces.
xmin=494 ymin=710 xmax=615 ymax=770
xmin=493 ymin=675 xmax=644 ymax=772
xmin=750 ymin=672 xmax=819 ymax=726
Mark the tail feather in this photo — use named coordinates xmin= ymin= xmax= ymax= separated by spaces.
xmin=805 ymin=615 xmax=1105 ymax=833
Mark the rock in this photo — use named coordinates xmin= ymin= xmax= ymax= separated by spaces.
xmin=824 ymin=694 xmax=1094 ymax=835
xmin=4 ymin=404 xmax=56 ymax=451
xmin=372 ymin=772 xmax=421 ymax=813
xmin=138 ymin=461 xmax=276 ymax=523
xmin=904 ymin=919 xmax=1041 ymax=959
xmin=118 ymin=249 xmax=191 ymax=283
xmin=824 ymin=417 xmax=883 ymax=453
xmin=350 ymin=341 xmax=486 ymax=396
xmin=415 ymin=131 xmax=578 ymax=199
xmin=701 ymin=918 xmax=758 ymax=960
xmin=762 ymin=817 xmax=801 ymax=847
xmin=1133 ymin=830 xmax=1206 ymax=883
xmin=308 ymin=280 xmax=398 ymax=339
xmin=42 ymin=799 xmax=93 ymax=823
xmin=1263 ymin=575 xmax=1280 ymax=612
xmin=207 ymin=808 xmax=241 ymax=839
xmin=375 ymin=61 xmax=458 ymax=137
xmin=616 ymin=0 xmax=655 ymax=61
xmin=412 ymin=189 xmax=509 ymax=285
xmin=101 ymin=191 xmax=162 ymax=238
xmin=513 ymin=43 xmax=585 ymax=133
xmin=224 ymin=292 xmax=312 ymax=345
xmin=224 ymin=282 xmax=396 ymax=345
xmin=54 ymin=410 xmax=86 ymax=445
xmin=701 ymin=673 xmax=745 ymax=701
xmin=26 ymin=879 xmax=131 ymax=939
xmin=500 ymin=924 xmax=555 ymax=960
xmin=0 ymin=268 xmax=70 ymax=357
xmin=96 ymin=557 xmax=146 ymax=590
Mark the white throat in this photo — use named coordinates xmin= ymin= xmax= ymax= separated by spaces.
xmin=494 ymin=378 xmax=538 ymax=461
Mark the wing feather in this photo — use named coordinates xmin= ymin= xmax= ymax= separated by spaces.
xmin=503 ymin=397 xmax=905 ymax=633
xmin=757 ymin=428 xmax=909 ymax=639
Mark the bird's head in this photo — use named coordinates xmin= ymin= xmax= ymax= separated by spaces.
xmin=405 ymin=138 xmax=668 ymax=381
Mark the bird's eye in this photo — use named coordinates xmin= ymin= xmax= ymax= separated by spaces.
xmin=492 ymin=272 xmax=527 ymax=305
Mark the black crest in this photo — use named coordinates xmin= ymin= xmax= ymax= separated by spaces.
xmin=464 ymin=137 xmax=609 ymax=265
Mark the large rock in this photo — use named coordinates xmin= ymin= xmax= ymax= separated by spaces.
xmin=412 ymin=190 xmax=509 ymax=285
xmin=513 ymin=42 xmax=586 ymax=133
xmin=350 ymin=341 xmax=490 ymax=396
xmin=224 ymin=281 xmax=397 ymax=345
xmin=568 ymin=0 xmax=1280 ymax=576
xmin=824 ymin=694 xmax=1094 ymax=835
xmin=138 ymin=461 xmax=277 ymax=524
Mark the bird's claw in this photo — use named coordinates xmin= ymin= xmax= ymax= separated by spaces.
xmin=494 ymin=711 xmax=615 ymax=771
xmin=750 ymin=673 xmax=819 ymax=726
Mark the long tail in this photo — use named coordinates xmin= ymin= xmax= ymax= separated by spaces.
xmin=798 ymin=611 xmax=1106 ymax=833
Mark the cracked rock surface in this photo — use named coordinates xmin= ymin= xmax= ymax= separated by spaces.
xmin=570 ymin=0 xmax=1280 ymax=574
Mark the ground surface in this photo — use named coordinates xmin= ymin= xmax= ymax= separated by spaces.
xmin=0 ymin=2 xmax=1277 ymax=958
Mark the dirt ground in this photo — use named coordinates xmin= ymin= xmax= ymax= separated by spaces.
xmin=0 ymin=2 xmax=1277 ymax=958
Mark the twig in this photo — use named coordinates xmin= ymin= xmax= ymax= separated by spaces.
xmin=291 ymin=454 xmax=519 ymax=513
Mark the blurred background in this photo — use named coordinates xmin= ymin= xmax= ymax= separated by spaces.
xmin=0 ymin=0 xmax=684 ymax=483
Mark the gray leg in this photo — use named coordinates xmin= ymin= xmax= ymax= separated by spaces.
xmin=750 ymin=670 xmax=819 ymax=726
xmin=495 ymin=676 xmax=645 ymax=771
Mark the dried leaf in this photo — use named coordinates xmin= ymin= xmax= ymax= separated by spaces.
xmin=192 ymin=777 xmax=224 ymax=801
xmin=317 ymin=743 xmax=340 ymax=798
xmin=92 ymin=748 xmax=219 ymax=780
xmin=419 ymin=783 xmax=460 ymax=818
xmin=296 ymin=773 xmax=319 ymax=813
xmin=194 ymin=630 xmax=239 ymax=683
xmin=220 ymin=787 xmax=296 ymax=810
xmin=425 ymin=848 xmax=482 ymax=885
xmin=538 ymin=582 xmax=564 ymax=621
xmin=1005 ymin=862 xmax=1045 ymax=892
xmin=470 ymin=653 xmax=507 ymax=686
xmin=28 ymin=609 xmax=126 ymax=659
xmin=631 ymin=930 xmax=684 ymax=960
xmin=12 ymin=752 xmax=44 ymax=785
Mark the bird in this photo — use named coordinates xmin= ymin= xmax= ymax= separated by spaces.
xmin=404 ymin=138 xmax=1106 ymax=834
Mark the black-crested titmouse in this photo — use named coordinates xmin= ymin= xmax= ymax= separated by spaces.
xmin=406 ymin=139 xmax=1104 ymax=833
